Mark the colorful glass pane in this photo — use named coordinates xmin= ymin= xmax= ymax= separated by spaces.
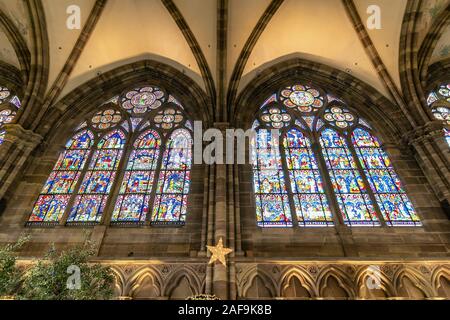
xmin=152 ymin=129 xmax=192 ymax=224
xmin=284 ymin=129 xmax=333 ymax=226
xmin=252 ymin=129 xmax=292 ymax=227
xmin=280 ymin=84 xmax=324 ymax=113
xmin=352 ymin=128 xmax=421 ymax=226
xmin=29 ymin=130 xmax=94 ymax=223
xmin=320 ymin=128 xmax=379 ymax=226
xmin=112 ymin=130 xmax=160 ymax=223
xmin=68 ymin=130 xmax=125 ymax=223
xmin=0 ymin=130 xmax=5 ymax=145
xmin=121 ymin=86 xmax=165 ymax=114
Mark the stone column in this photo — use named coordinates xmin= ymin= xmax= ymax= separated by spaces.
xmin=405 ymin=121 xmax=450 ymax=203
xmin=0 ymin=124 xmax=43 ymax=199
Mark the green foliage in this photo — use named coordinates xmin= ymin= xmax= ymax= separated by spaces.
xmin=0 ymin=236 xmax=29 ymax=297
xmin=18 ymin=241 xmax=114 ymax=300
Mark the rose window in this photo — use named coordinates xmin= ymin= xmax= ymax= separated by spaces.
xmin=260 ymin=106 xmax=292 ymax=129
xmin=438 ymin=84 xmax=450 ymax=100
xmin=0 ymin=109 xmax=16 ymax=125
xmin=121 ymin=86 xmax=165 ymax=114
xmin=280 ymin=85 xmax=324 ymax=113
xmin=324 ymin=106 xmax=355 ymax=128
xmin=91 ymin=109 xmax=122 ymax=130
xmin=154 ymin=108 xmax=184 ymax=130
xmin=0 ymin=87 xmax=11 ymax=104
xmin=432 ymin=106 xmax=450 ymax=124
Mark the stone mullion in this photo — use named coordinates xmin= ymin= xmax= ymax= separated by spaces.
xmin=279 ymin=132 xmax=299 ymax=227
xmin=345 ymin=135 xmax=387 ymax=227
xmin=145 ymin=134 xmax=167 ymax=226
xmin=59 ymin=138 xmax=99 ymax=226
xmin=311 ymin=142 xmax=345 ymax=228
xmin=100 ymin=133 xmax=137 ymax=226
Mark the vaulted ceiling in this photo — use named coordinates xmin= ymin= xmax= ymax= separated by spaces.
xmin=0 ymin=0 xmax=449 ymax=115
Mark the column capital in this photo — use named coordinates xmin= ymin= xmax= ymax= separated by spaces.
xmin=2 ymin=124 xmax=43 ymax=150
xmin=402 ymin=120 xmax=447 ymax=146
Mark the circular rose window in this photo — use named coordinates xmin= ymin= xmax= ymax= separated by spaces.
xmin=91 ymin=109 xmax=122 ymax=130
xmin=280 ymin=85 xmax=324 ymax=113
xmin=121 ymin=86 xmax=165 ymax=114
xmin=323 ymin=106 xmax=355 ymax=128
xmin=259 ymin=106 xmax=292 ymax=129
xmin=154 ymin=108 xmax=184 ymax=130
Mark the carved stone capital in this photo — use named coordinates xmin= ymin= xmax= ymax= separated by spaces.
xmin=2 ymin=124 xmax=43 ymax=150
xmin=402 ymin=120 xmax=447 ymax=146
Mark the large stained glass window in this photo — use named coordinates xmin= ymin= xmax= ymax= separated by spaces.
xmin=29 ymin=130 xmax=94 ymax=224
xmin=112 ymin=130 xmax=161 ymax=224
xmin=0 ymin=85 xmax=21 ymax=146
xmin=152 ymin=129 xmax=192 ymax=225
xmin=352 ymin=128 xmax=421 ymax=226
xmin=67 ymin=130 xmax=125 ymax=224
xmin=28 ymin=85 xmax=193 ymax=227
xmin=427 ymin=83 xmax=450 ymax=146
xmin=284 ymin=128 xmax=333 ymax=226
xmin=252 ymin=129 xmax=292 ymax=227
xmin=251 ymin=85 xmax=422 ymax=228
xmin=320 ymin=128 xmax=379 ymax=226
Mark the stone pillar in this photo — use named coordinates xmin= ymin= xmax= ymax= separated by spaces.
xmin=212 ymin=122 xmax=230 ymax=299
xmin=405 ymin=121 xmax=450 ymax=203
xmin=0 ymin=124 xmax=43 ymax=199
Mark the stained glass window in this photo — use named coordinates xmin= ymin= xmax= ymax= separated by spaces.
xmin=67 ymin=130 xmax=126 ymax=224
xmin=152 ymin=129 xmax=192 ymax=225
xmin=112 ymin=130 xmax=161 ymax=224
xmin=0 ymin=86 xmax=21 ymax=146
xmin=320 ymin=128 xmax=379 ymax=226
xmin=252 ymin=129 xmax=292 ymax=227
xmin=427 ymin=83 xmax=450 ymax=146
xmin=29 ymin=130 xmax=94 ymax=223
xmin=352 ymin=128 xmax=421 ymax=226
xmin=284 ymin=129 xmax=333 ymax=226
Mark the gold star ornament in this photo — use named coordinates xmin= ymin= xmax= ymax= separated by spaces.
xmin=207 ymin=238 xmax=233 ymax=267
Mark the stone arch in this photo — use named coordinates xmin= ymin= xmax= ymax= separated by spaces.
xmin=355 ymin=266 xmax=395 ymax=299
xmin=110 ymin=266 xmax=127 ymax=298
xmin=279 ymin=267 xmax=317 ymax=299
xmin=238 ymin=267 xmax=277 ymax=299
xmin=163 ymin=266 xmax=204 ymax=298
xmin=431 ymin=266 xmax=450 ymax=298
xmin=317 ymin=267 xmax=356 ymax=299
xmin=126 ymin=266 xmax=163 ymax=299
xmin=393 ymin=268 xmax=433 ymax=299
xmin=36 ymin=59 xmax=211 ymax=143
xmin=234 ymin=56 xmax=411 ymax=144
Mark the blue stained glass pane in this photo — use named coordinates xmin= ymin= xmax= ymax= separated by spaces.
xmin=352 ymin=128 xmax=421 ymax=226
xmin=254 ymin=170 xmax=286 ymax=194
xmin=0 ymin=130 xmax=5 ymax=145
xmin=445 ymin=128 xmax=450 ymax=146
xmin=152 ymin=129 xmax=192 ymax=224
xmin=29 ymin=129 xmax=95 ymax=224
xmin=112 ymin=130 xmax=160 ymax=224
xmin=284 ymin=128 xmax=333 ymax=226
xmin=68 ymin=130 xmax=125 ymax=223
xmin=256 ymin=194 xmax=292 ymax=227
xmin=252 ymin=129 xmax=293 ymax=227
xmin=321 ymin=128 xmax=378 ymax=226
